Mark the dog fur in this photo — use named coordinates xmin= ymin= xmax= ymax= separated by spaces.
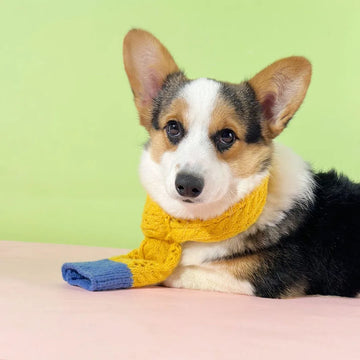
xmin=123 ymin=29 xmax=360 ymax=298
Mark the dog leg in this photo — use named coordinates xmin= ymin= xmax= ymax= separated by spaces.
xmin=163 ymin=265 xmax=254 ymax=295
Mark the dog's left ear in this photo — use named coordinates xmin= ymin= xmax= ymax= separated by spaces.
xmin=249 ymin=56 xmax=312 ymax=138
xmin=123 ymin=29 xmax=180 ymax=130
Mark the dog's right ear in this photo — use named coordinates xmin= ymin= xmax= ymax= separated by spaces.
xmin=123 ymin=29 xmax=180 ymax=130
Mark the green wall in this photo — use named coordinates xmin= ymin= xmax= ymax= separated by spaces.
xmin=1 ymin=0 xmax=359 ymax=248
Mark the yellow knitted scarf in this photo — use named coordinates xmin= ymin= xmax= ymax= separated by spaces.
xmin=110 ymin=177 xmax=269 ymax=288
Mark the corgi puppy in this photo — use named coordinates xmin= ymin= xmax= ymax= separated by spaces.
xmin=123 ymin=29 xmax=360 ymax=298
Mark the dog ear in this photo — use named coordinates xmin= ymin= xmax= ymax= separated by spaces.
xmin=123 ymin=29 xmax=180 ymax=130
xmin=249 ymin=57 xmax=312 ymax=138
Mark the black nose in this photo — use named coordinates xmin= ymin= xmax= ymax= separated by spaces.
xmin=175 ymin=173 xmax=204 ymax=198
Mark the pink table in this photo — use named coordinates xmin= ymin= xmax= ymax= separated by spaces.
xmin=1 ymin=240 xmax=359 ymax=359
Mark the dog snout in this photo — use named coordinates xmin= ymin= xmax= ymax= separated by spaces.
xmin=175 ymin=172 xmax=204 ymax=198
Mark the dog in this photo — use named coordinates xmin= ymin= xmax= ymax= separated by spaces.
xmin=123 ymin=29 xmax=360 ymax=298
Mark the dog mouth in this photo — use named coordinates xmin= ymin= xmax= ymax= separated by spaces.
xmin=182 ymin=199 xmax=194 ymax=203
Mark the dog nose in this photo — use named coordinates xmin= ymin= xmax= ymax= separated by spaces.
xmin=175 ymin=172 xmax=204 ymax=198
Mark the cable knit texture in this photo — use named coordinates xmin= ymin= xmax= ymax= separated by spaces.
xmin=62 ymin=177 xmax=269 ymax=291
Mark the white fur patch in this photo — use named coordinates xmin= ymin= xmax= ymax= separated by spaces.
xmin=257 ymin=142 xmax=315 ymax=227
xmin=163 ymin=264 xmax=254 ymax=295
xmin=180 ymin=78 xmax=220 ymax=128
xmin=160 ymin=80 xmax=231 ymax=207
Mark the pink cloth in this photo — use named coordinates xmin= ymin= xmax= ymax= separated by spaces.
xmin=1 ymin=240 xmax=359 ymax=360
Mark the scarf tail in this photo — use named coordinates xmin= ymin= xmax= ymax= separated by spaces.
xmin=62 ymin=177 xmax=269 ymax=291
xmin=61 ymin=259 xmax=133 ymax=291
xmin=62 ymin=240 xmax=182 ymax=291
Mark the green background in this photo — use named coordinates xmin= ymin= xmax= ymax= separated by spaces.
xmin=1 ymin=0 xmax=359 ymax=248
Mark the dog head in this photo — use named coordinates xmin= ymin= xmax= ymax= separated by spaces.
xmin=123 ymin=29 xmax=311 ymax=219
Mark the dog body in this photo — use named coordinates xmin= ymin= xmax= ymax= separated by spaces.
xmin=123 ymin=29 xmax=360 ymax=298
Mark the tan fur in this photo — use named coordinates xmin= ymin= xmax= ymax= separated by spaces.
xmin=123 ymin=29 xmax=179 ymax=130
xmin=148 ymin=130 xmax=174 ymax=163
xmin=210 ymin=97 xmax=272 ymax=177
xmin=249 ymin=56 xmax=312 ymax=138
xmin=212 ymin=253 xmax=262 ymax=280
xmin=209 ymin=97 xmax=248 ymax=140
xmin=222 ymin=143 xmax=272 ymax=178
xmin=150 ymin=98 xmax=189 ymax=163
xmin=282 ymin=281 xmax=307 ymax=298
xmin=157 ymin=97 xmax=189 ymax=130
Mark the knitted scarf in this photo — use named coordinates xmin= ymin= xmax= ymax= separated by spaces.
xmin=62 ymin=177 xmax=269 ymax=291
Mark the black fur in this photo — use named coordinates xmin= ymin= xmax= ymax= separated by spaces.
xmin=220 ymin=82 xmax=263 ymax=144
xmin=250 ymin=171 xmax=360 ymax=298
xmin=151 ymin=72 xmax=188 ymax=130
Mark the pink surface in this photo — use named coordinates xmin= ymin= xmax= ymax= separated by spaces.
xmin=1 ymin=241 xmax=359 ymax=360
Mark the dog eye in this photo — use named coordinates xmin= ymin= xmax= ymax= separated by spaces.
xmin=213 ymin=129 xmax=237 ymax=152
xmin=165 ymin=120 xmax=185 ymax=144
xmin=219 ymin=129 xmax=235 ymax=144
